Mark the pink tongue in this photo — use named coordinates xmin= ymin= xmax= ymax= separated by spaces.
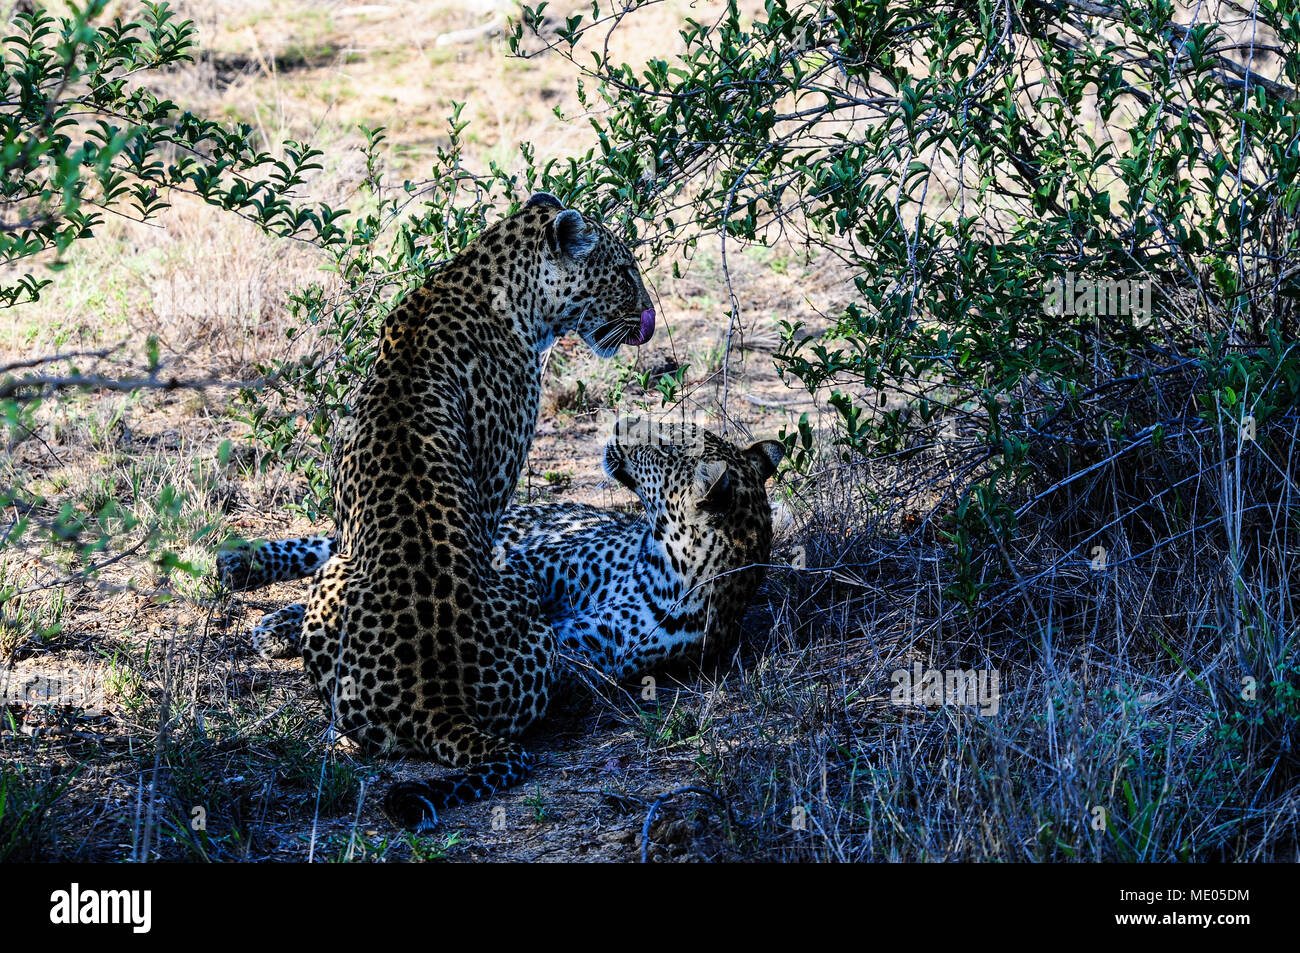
xmin=632 ymin=309 xmax=655 ymax=346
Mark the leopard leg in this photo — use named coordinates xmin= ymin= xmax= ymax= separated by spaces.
xmin=552 ymin=599 xmax=716 ymax=683
xmin=298 ymin=552 xmax=381 ymax=748
xmin=250 ymin=603 xmax=306 ymax=659
xmin=216 ymin=535 xmax=335 ymax=591
xmin=298 ymin=552 xmax=545 ymax=828
xmin=383 ymin=731 xmax=535 ymax=830
xmin=466 ymin=553 xmax=558 ymax=736
xmin=551 ymin=616 xmax=625 ymax=682
xmin=385 ymin=557 xmax=559 ymax=829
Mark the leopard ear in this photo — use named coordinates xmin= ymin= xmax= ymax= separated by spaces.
xmin=548 ymin=209 xmax=598 ymax=260
xmin=696 ymin=459 xmax=733 ymax=513
xmin=526 ymin=191 xmax=564 ymax=210
xmin=743 ymin=440 xmax=784 ymax=482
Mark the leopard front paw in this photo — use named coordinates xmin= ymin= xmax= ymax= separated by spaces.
xmin=216 ymin=543 xmax=265 ymax=591
xmin=250 ymin=604 xmax=306 ymax=659
xmin=384 ymin=781 xmax=442 ymax=831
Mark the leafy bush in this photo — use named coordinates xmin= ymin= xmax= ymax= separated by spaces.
xmin=0 ymin=0 xmax=344 ymax=640
xmin=492 ymin=2 xmax=1298 ymax=659
xmin=0 ymin=0 xmax=343 ymax=309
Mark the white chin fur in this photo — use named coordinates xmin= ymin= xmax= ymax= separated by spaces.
xmin=585 ymin=336 xmax=622 ymax=359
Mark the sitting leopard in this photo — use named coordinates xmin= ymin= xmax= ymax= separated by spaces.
xmin=262 ymin=192 xmax=655 ymax=826
xmin=219 ymin=420 xmax=783 ymax=823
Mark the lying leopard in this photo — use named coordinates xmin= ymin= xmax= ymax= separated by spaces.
xmin=218 ymin=420 xmax=783 ymax=824
xmin=268 ymin=192 xmax=655 ymax=826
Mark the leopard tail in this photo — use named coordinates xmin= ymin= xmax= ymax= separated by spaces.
xmin=383 ymin=738 xmax=532 ymax=829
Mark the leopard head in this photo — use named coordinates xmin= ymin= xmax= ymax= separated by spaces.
xmin=603 ymin=418 xmax=784 ymax=572
xmin=525 ymin=193 xmax=655 ymax=356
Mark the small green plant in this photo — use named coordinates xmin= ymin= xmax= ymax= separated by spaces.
xmin=0 ymin=762 xmax=79 ymax=861
xmin=101 ymin=646 xmax=149 ymax=718
xmin=655 ymin=364 xmax=690 ymax=406
xmin=638 ymin=700 xmax=703 ymax=749
xmin=0 ymin=563 xmax=67 ymax=659
xmin=404 ymin=830 xmax=463 ymax=861
xmin=523 ymin=785 xmax=550 ymax=822
xmin=777 ymin=414 xmax=815 ymax=477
